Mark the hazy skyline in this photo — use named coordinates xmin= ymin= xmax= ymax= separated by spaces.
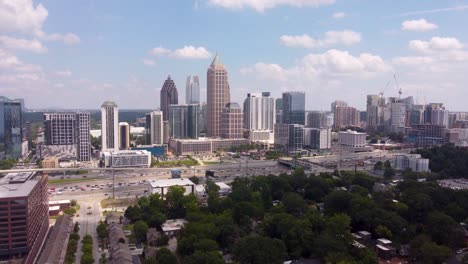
xmin=1 ymin=0 xmax=468 ymax=111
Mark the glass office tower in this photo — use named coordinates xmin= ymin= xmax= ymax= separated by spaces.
xmin=0 ymin=96 xmax=22 ymax=159
xmin=282 ymin=92 xmax=305 ymax=125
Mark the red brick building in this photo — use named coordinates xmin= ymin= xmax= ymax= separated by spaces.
xmin=0 ymin=172 xmax=49 ymax=264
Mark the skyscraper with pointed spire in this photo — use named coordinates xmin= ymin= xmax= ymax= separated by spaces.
xmin=160 ymin=76 xmax=178 ymax=121
xmin=207 ymin=53 xmax=230 ymax=138
xmin=186 ymin=75 xmax=200 ymax=104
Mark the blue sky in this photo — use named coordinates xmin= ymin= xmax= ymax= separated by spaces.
xmin=1 ymin=0 xmax=468 ymax=111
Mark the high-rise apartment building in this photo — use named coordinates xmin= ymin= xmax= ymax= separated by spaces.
xmin=146 ymin=111 xmax=164 ymax=145
xmin=274 ymin=123 xmax=304 ymax=153
xmin=331 ymin=100 xmax=348 ymax=113
xmin=390 ymin=102 xmax=406 ymax=131
xmin=101 ymin=101 xmax=119 ymax=151
xmin=366 ymin=94 xmax=385 ymax=130
xmin=169 ymin=104 xmax=199 ymax=139
xmin=282 ymin=92 xmax=305 ymax=125
xmin=0 ymin=172 xmax=49 ymax=264
xmin=305 ymin=111 xmax=331 ymax=128
xmin=186 ymin=75 xmax=200 ymax=104
xmin=303 ymin=128 xmax=331 ymax=150
xmin=207 ymin=53 xmax=230 ymax=138
xmin=334 ymin=106 xmax=359 ymax=128
xmin=0 ymin=96 xmax=22 ymax=159
xmin=220 ymin=103 xmax=243 ymax=139
xmin=119 ymin=122 xmax=130 ymax=149
xmin=424 ymin=103 xmax=449 ymax=128
xmin=243 ymin=92 xmax=276 ymax=131
xmin=43 ymin=112 xmax=91 ymax=161
xmin=160 ymin=76 xmax=179 ymax=121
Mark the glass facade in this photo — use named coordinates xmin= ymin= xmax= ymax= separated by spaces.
xmin=0 ymin=97 xmax=22 ymax=159
xmin=282 ymin=92 xmax=305 ymax=125
xmin=169 ymin=104 xmax=199 ymax=139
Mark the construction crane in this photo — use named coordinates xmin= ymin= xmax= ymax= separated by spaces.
xmin=394 ymin=73 xmax=402 ymax=99
xmin=380 ymin=80 xmax=391 ymax=97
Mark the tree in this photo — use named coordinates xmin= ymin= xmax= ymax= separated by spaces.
xmin=281 ymin=192 xmax=306 ymax=216
xmin=64 ymin=207 xmax=77 ymax=216
xmin=374 ymin=225 xmax=392 ymax=239
xmin=184 ymin=250 xmax=224 ymax=264
xmin=155 ymin=248 xmax=178 ymax=264
xmin=70 ymin=199 xmax=77 ymax=206
xmin=134 ymin=220 xmax=149 ymax=242
xmin=373 ymin=161 xmax=383 ymax=171
xmin=232 ymin=236 xmax=287 ymax=264
xmin=166 ymin=186 xmax=187 ymax=218
xmin=96 ymin=221 xmax=108 ymax=241
xmin=419 ymin=241 xmax=452 ymax=264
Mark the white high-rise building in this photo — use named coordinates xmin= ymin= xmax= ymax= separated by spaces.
xmin=243 ymin=92 xmax=275 ymax=143
xmin=101 ymin=101 xmax=119 ymax=151
xmin=243 ymin=92 xmax=275 ymax=131
xmin=186 ymin=75 xmax=200 ymax=104
xmin=303 ymin=128 xmax=331 ymax=150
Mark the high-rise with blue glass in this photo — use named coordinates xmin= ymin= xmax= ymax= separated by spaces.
xmin=282 ymin=91 xmax=305 ymax=125
xmin=0 ymin=96 xmax=22 ymax=159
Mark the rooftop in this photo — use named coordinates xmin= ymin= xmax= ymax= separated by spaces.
xmin=101 ymin=100 xmax=118 ymax=108
xmin=161 ymin=219 xmax=187 ymax=232
xmin=148 ymin=178 xmax=195 ymax=188
xmin=101 ymin=150 xmax=150 ymax=156
xmin=0 ymin=172 xmax=38 ymax=198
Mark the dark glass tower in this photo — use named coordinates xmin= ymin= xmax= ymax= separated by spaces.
xmin=160 ymin=76 xmax=178 ymax=121
xmin=0 ymin=96 xmax=22 ymax=159
xmin=282 ymin=92 xmax=305 ymax=125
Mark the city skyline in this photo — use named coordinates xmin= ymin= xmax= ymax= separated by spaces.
xmin=1 ymin=1 xmax=468 ymax=111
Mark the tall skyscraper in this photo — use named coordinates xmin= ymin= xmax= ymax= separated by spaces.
xmin=169 ymin=104 xmax=199 ymax=139
xmin=186 ymin=75 xmax=200 ymax=104
xmin=146 ymin=110 xmax=164 ymax=145
xmin=275 ymin=98 xmax=283 ymax=125
xmin=220 ymin=103 xmax=243 ymax=139
xmin=243 ymin=92 xmax=276 ymax=131
xmin=119 ymin=122 xmax=130 ymax=149
xmin=160 ymin=76 xmax=178 ymax=121
xmin=43 ymin=112 xmax=91 ymax=161
xmin=282 ymin=92 xmax=305 ymax=125
xmin=199 ymin=102 xmax=207 ymax=136
xmin=207 ymin=53 xmax=230 ymax=138
xmin=390 ymin=102 xmax=406 ymax=131
xmin=366 ymin=95 xmax=384 ymax=130
xmin=101 ymin=101 xmax=119 ymax=151
xmin=0 ymin=96 xmax=22 ymax=159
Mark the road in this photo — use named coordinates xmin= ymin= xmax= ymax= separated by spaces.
xmin=74 ymin=197 xmax=102 ymax=263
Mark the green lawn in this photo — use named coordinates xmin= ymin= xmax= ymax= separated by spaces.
xmin=49 ymin=178 xmax=96 ymax=184
xmin=204 ymin=161 xmax=224 ymax=165
xmin=101 ymin=197 xmax=137 ymax=208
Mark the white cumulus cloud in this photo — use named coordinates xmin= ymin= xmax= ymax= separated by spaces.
xmin=0 ymin=0 xmax=80 ymax=47
xmin=207 ymin=0 xmax=335 ymax=12
xmin=280 ymin=30 xmax=361 ymax=48
xmin=401 ymin=19 xmax=438 ymax=32
xmin=332 ymin=12 xmax=345 ymax=18
xmin=241 ymin=49 xmax=390 ymax=80
xmin=0 ymin=36 xmax=47 ymax=53
xmin=409 ymin=37 xmax=464 ymax=53
xmin=149 ymin=45 xmax=212 ymax=59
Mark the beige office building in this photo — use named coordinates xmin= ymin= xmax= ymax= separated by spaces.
xmin=206 ymin=53 xmax=230 ymax=138
xmin=220 ymin=103 xmax=243 ymax=139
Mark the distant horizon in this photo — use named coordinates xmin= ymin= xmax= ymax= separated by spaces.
xmin=1 ymin=1 xmax=467 ymax=111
